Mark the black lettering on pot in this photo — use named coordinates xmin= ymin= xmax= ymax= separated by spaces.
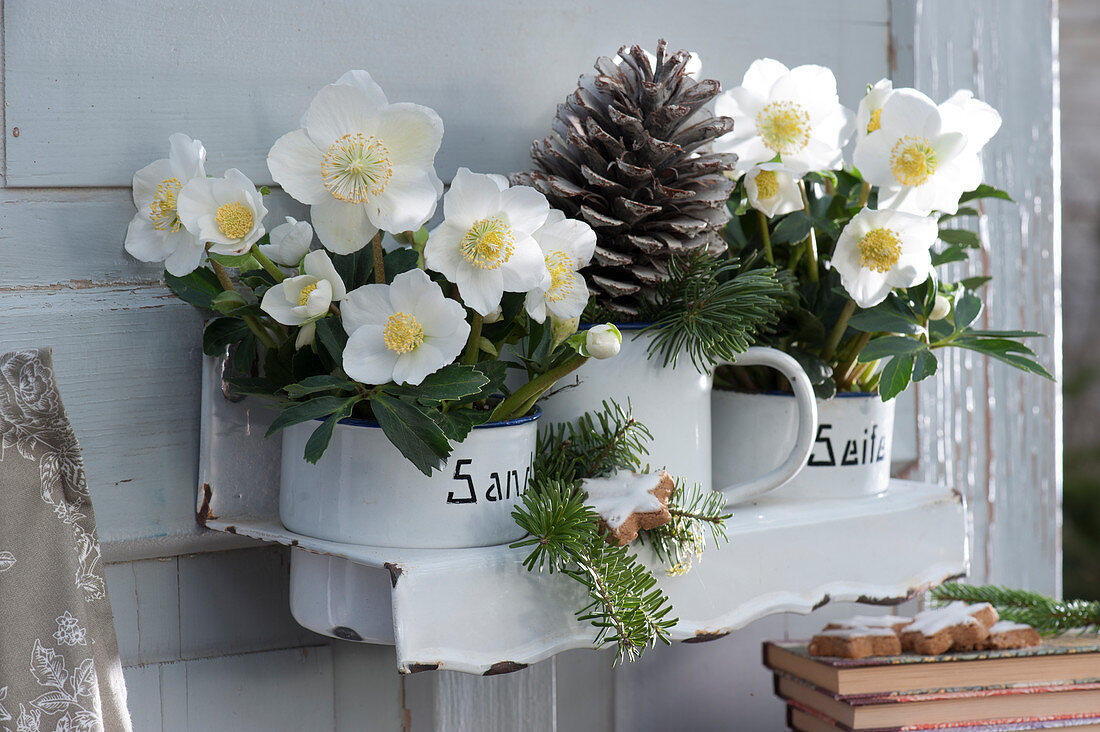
xmin=447 ymin=459 xmax=477 ymax=504
xmin=808 ymin=424 xmax=836 ymax=466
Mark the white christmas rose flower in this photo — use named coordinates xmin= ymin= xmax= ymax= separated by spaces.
xmin=424 ymin=168 xmax=552 ymax=316
xmin=852 ymin=89 xmax=998 ymax=216
xmin=260 ymin=216 xmax=314 ymax=266
xmin=524 ymin=210 xmax=596 ymax=323
xmin=341 ymin=268 xmax=470 ymax=386
xmin=855 ymin=78 xmax=895 ymax=144
xmin=177 ymin=169 xmax=268 ymax=255
xmin=267 ymin=70 xmax=444 ymax=255
xmin=744 ymin=163 xmax=803 ymax=218
xmin=714 ymin=58 xmax=854 ymax=176
xmin=260 ymin=250 xmax=347 ymax=348
xmin=585 ymin=324 xmax=622 ymax=359
xmin=938 ymin=89 xmax=1002 ymax=159
xmin=832 ymin=208 xmax=939 ymax=308
xmin=124 ymin=133 xmax=208 ymax=276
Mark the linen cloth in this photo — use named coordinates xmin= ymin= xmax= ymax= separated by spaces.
xmin=0 ymin=349 xmax=131 ymax=732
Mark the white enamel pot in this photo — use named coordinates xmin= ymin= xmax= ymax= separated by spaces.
xmin=279 ymin=408 xmax=539 ymax=548
xmin=713 ymin=391 xmax=895 ymax=499
xmin=289 ymin=548 xmax=396 ymax=645
xmin=537 ymin=326 xmax=817 ymax=505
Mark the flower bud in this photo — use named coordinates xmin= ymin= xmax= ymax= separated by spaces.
xmin=483 ymin=306 xmax=503 ymax=324
xmin=585 ymin=324 xmax=621 ymax=359
xmin=930 ymin=293 xmax=952 ymax=321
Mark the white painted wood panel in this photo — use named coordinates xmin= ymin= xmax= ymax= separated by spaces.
xmin=122 ymin=646 xmax=335 ymax=731
xmin=892 ymin=0 xmax=1061 ymax=594
xmin=4 ymin=0 xmax=887 ymax=187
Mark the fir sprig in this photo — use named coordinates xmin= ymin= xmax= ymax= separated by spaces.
xmin=642 ymin=479 xmax=731 ymax=575
xmin=931 ymin=583 xmax=1100 ymax=635
xmin=511 ymin=481 xmax=677 ymax=663
xmin=533 ymin=399 xmax=653 ymax=484
xmin=640 ymin=254 xmax=785 ymax=372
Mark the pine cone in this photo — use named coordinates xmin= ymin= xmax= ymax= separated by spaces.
xmin=514 ymin=40 xmax=738 ymax=317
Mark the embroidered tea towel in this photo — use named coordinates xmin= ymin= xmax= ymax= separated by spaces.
xmin=0 ymin=349 xmax=132 ymax=732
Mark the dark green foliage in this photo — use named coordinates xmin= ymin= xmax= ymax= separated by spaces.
xmin=511 ymin=481 xmax=677 ymax=663
xmin=511 ymin=402 xmax=729 ymax=663
xmin=639 ymin=253 xmax=785 ymax=372
xmin=931 ymin=583 xmax=1100 ymax=635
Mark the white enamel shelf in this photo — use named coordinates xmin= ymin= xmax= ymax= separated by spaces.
xmin=197 ymin=357 xmax=969 ymax=675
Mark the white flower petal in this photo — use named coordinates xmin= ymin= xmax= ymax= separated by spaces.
xmin=547 ymin=271 xmax=590 ymax=321
xmin=415 ymin=286 xmax=467 ymax=338
xmin=262 ymin=217 xmax=313 ymax=266
xmin=295 ymin=321 xmax=317 ymax=350
xmin=443 ymin=168 xmax=502 ymax=227
xmin=501 ymin=235 xmax=550 ymax=292
xmin=163 ymin=234 xmax=207 ymax=277
xmin=524 ymin=291 xmax=549 ymax=323
xmin=374 ymin=103 xmax=444 ymax=170
xmin=393 ymin=341 xmax=447 ymax=386
xmin=879 ymin=89 xmax=941 ymax=138
xmin=369 ymin=166 xmax=442 ymax=233
xmin=499 ymin=185 xmax=550 ymax=235
xmin=304 ymin=83 xmax=382 ymax=150
xmin=426 ymin=319 xmax=470 ymax=365
xmin=333 ymin=70 xmax=390 ymax=108
xmin=168 ymin=133 xmax=206 ymax=182
xmin=311 ymin=197 xmax=379 ymax=255
xmin=343 ymin=326 xmax=400 ymax=385
xmin=852 ymin=130 xmax=897 ymax=186
xmin=423 ymin=223 xmax=466 ymax=278
xmin=267 ymin=129 xmax=328 ymax=206
xmin=741 ymin=58 xmax=790 ymax=96
xmin=342 ymin=283 xmax=396 ymax=334
xmin=387 ymin=268 xmax=433 ymax=314
xmin=303 ymin=250 xmax=347 ymax=301
xmin=456 ymin=266 xmax=505 ymax=316
xmin=261 ymin=282 xmax=310 ymax=326
xmin=124 ymin=215 xmax=175 ymax=262
xmin=132 ymin=158 xmax=173 ymax=211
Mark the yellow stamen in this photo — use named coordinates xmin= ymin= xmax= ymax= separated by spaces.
xmin=756 ymin=100 xmax=811 ymax=155
xmin=461 ymin=217 xmax=515 ymax=270
xmin=754 ymin=169 xmax=780 ymax=200
xmin=544 ymin=251 xmax=575 ymax=302
xmin=383 ymin=312 xmax=424 ymax=354
xmin=890 ymin=136 xmax=937 ymax=187
xmin=867 ymin=108 xmax=883 ymax=133
xmin=149 ymin=177 xmax=183 ymax=232
xmin=858 ymin=228 xmax=903 ymax=273
xmin=322 ymin=133 xmax=393 ymax=203
xmin=215 ymin=202 xmax=254 ymax=240
xmin=297 ymin=282 xmax=319 ymax=307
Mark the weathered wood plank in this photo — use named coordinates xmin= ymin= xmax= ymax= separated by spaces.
xmin=122 ymin=646 xmax=335 ymax=731
xmin=434 ymin=662 xmax=556 ymax=732
xmin=4 ymin=0 xmax=887 ymax=187
xmin=0 ymin=189 xmax=306 ymax=287
xmin=891 ymin=0 xmax=1061 ymax=594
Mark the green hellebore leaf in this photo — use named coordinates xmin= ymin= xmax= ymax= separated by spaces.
xmin=202 ymin=317 xmax=252 ymax=356
xmin=770 ymin=211 xmax=812 ymax=245
xmin=938 ymin=229 xmax=981 ymax=248
xmin=211 ymin=289 xmax=249 ymax=314
xmin=953 ymin=292 xmax=983 ymax=331
xmin=208 ymin=251 xmax=261 ymax=269
xmin=857 ymin=335 xmax=926 ymax=362
xmin=912 ymin=349 xmax=938 ymax=382
xmin=383 ymin=364 xmax=491 ymax=403
xmin=878 ymin=353 xmax=916 ymax=401
xmin=303 ymin=397 xmax=361 ymax=464
xmin=370 ymin=395 xmax=451 ymax=476
xmin=165 ymin=267 xmax=223 ymax=310
xmin=282 ymin=375 xmax=359 ymax=399
xmin=265 ymin=395 xmax=363 ymax=438
xmin=959 ymin=184 xmax=1014 ymax=204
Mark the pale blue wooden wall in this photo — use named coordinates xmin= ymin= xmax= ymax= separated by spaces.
xmin=0 ymin=1 xmax=1058 ymax=729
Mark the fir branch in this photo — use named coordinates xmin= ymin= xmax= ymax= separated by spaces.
xmin=931 ymin=583 xmax=1100 ymax=635
xmin=510 ymin=481 xmax=677 ymax=663
xmin=642 ymin=479 xmax=731 ymax=575
xmin=533 ymin=399 xmax=653 ymax=484
xmin=640 ymin=253 xmax=785 ymax=372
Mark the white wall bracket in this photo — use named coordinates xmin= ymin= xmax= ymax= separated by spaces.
xmin=197 ymin=357 xmax=969 ymax=675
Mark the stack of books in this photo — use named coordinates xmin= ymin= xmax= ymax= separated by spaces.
xmin=764 ymin=636 xmax=1100 ymax=731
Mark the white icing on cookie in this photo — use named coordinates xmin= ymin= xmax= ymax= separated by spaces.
xmin=830 ymin=615 xmax=912 ymax=629
xmin=817 ymin=627 xmax=898 ymax=638
xmin=989 ymin=620 xmax=1033 ymax=632
xmin=582 ymin=470 xmax=665 ymax=530
xmin=905 ymin=602 xmax=994 ymax=635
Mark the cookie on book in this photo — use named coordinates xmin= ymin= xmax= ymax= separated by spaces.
xmin=808 ymin=627 xmax=902 ymax=659
xmin=983 ymin=620 xmax=1041 ymax=650
xmin=581 ymin=470 xmax=674 ymax=546
xmin=900 ymin=601 xmax=999 ymax=654
xmin=823 ymin=615 xmax=912 ymax=636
